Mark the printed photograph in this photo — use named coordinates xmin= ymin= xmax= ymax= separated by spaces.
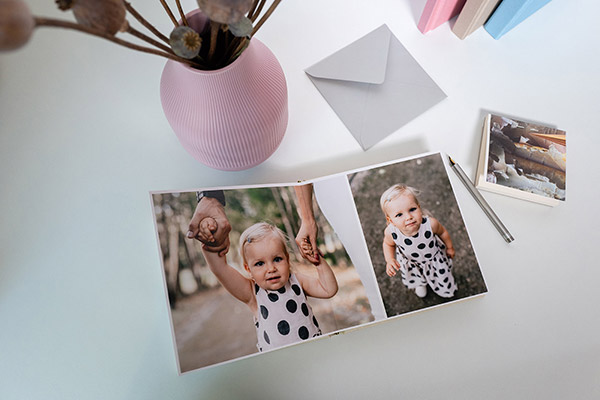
xmin=486 ymin=114 xmax=566 ymax=201
xmin=349 ymin=153 xmax=487 ymax=317
xmin=151 ymin=184 xmax=374 ymax=372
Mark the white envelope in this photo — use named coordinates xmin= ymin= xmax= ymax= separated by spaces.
xmin=305 ymin=24 xmax=447 ymax=150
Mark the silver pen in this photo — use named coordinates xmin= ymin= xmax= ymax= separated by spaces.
xmin=448 ymin=156 xmax=514 ymax=243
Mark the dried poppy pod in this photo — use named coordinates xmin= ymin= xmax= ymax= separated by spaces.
xmin=56 ymin=0 xmax=127 ymax=36
xmin=228 ymin=16 xmax=252 ymax=37
xmin=0 ymin=0 xmax=35 ymax=51
xmin=170 ymin=26 xmax=202 ymax=59
xmin=196 ymin=0 xmax=254 ymax=25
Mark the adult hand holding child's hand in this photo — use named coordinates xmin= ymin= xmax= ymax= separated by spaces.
xmin=293 ymin=184 xmax=321 ymax=264
xmin=295 ymin=220 xmax=319 ymax=264
xmin=187 ymin=197 xmax=231 ymax=256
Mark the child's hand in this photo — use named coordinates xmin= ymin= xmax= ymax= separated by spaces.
xmin=301 ymin=240 xmax=322 ymax=266
xmin=446 ymin=247 xmax=455 ymax=259
xmin=198 ymin=217 xmax=217 ymax=243
xmin=187 ymin=196 xmax=231 ymax=255
xmin=199 ymin=217 xmax=230 ymax=256
xmin=300 ymin=239 xmax=312 ymax=254
xmin=386 ymin=259 xmax=401 ymax=277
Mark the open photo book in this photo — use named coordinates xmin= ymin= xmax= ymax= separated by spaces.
xmin=150 ymin=152 xmax=487 ymax=373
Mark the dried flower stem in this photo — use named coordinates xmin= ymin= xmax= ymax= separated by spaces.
xmin=252 ymin=0 xmax=281 ymax=36
xmin=126 ymin=25 xmax=173 ymax=55
xmin=159 ymin=0 xmax=178 ymax=27
xmin=207 ymin=21 xmax=220 ymax=64
xmin=216 ymin=31 xmax=234 ymax=67
xmin=174 ymin=0 xmax=188 ymax=26
xmin=229 ymin=37 xmax=248 ymax=62
xmin=34 ymin=17 xmax=201 ymax=67
xmin=247 ymin=0 xmax=260 ymax=19
xmin=250 ymin=0 xmax=266 ymax=22
xmin=218 ymin=28 xmax=230 ymax=63
xmin=123 ymin=1 xmax=169 ymax=44
xmin=223 ymin=35 xmax=240 ymax=62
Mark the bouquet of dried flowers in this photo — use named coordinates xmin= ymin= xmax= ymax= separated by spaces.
xmin=0 ymin=0 xmax=282 ymax=70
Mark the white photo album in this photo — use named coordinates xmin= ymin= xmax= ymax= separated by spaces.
xmin=150 ymin=152 xmax=487 ymax=373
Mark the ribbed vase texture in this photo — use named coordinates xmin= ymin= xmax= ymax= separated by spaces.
xmin=160 ymin=39 xmax=288 ymax=171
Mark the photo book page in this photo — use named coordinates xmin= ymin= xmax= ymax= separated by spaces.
xmin=150 ymin=151 xmax=487 ymax=373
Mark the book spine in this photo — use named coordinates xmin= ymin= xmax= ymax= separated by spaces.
xmin=485 ymin=0 xmax=551 ymax=39
xmin=418 ymin=0 xmax=467 ymax=33
xmin=418 ymin=0 xmax=442 ymax=33
xmin=486 ymin=0 xmax=527 ymax=38
xmin=475 ymin=114 xmax=491 ymax=188
xmin=452 ymin=0 xmax=502 ymax=39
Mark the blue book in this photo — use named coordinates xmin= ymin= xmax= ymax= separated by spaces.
xmin=484 ymin=0 xmax=552 ymax=39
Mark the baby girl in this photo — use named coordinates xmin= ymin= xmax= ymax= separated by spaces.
xmin=202 ymin=222 xmax=338 ymax=351
xmin=380 ymin=184 xmax=457 ymax=298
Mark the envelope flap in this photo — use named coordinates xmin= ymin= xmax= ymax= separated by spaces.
xmin=305 ymin=24 xmax=392 ymax=85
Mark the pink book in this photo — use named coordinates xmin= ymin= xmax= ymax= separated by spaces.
xmin=418 ymin=0 xmax=467 ymax=33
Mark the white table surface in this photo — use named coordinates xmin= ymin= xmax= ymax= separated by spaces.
xmin=1 ymin=0 xmax=599 ymax=398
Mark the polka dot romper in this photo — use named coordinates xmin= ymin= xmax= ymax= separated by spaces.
xmin=254 ymin=273 xmax=322 ymax=352
xmin=389 ymin=217 xmax=457 ymax=298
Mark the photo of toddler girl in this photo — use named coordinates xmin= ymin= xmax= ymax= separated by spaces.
xmin=202 ymin=222 xmax=338 ymax=352
xmin=153 ymin=185 xmax=375 ymax=372
xmin=348 ymin=153 xmax=487 ymax=317
xmin=380 ymin=184 xmax=457 ymax=298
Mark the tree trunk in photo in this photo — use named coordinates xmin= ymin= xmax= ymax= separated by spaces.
xmin=177 ymin=215 xmax=204 ymax=289
xmin=279 ymin=187 xmax=298 ymax=234
xmin=166 ymin=218 xmax=180 ymax=306
xmin=271 ymin=187 xmax=302 ymax=261
xmin=155 ymin=194 xmax=169 ymax=262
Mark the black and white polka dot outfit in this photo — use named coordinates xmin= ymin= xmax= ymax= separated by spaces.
xmin=254 ymin=273 xmax=322 ymax=352
xmin=389 ymin=217 xmax=457 ymax=298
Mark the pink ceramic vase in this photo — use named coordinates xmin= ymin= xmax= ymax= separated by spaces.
xmin=160 ymin=12 xmax=288 ymax=171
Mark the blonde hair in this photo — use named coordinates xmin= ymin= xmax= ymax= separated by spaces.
xmin=379 ymin=184 xmax=421 ymax=217
xmin=239 ymin=222 xmax=289 ymax=265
